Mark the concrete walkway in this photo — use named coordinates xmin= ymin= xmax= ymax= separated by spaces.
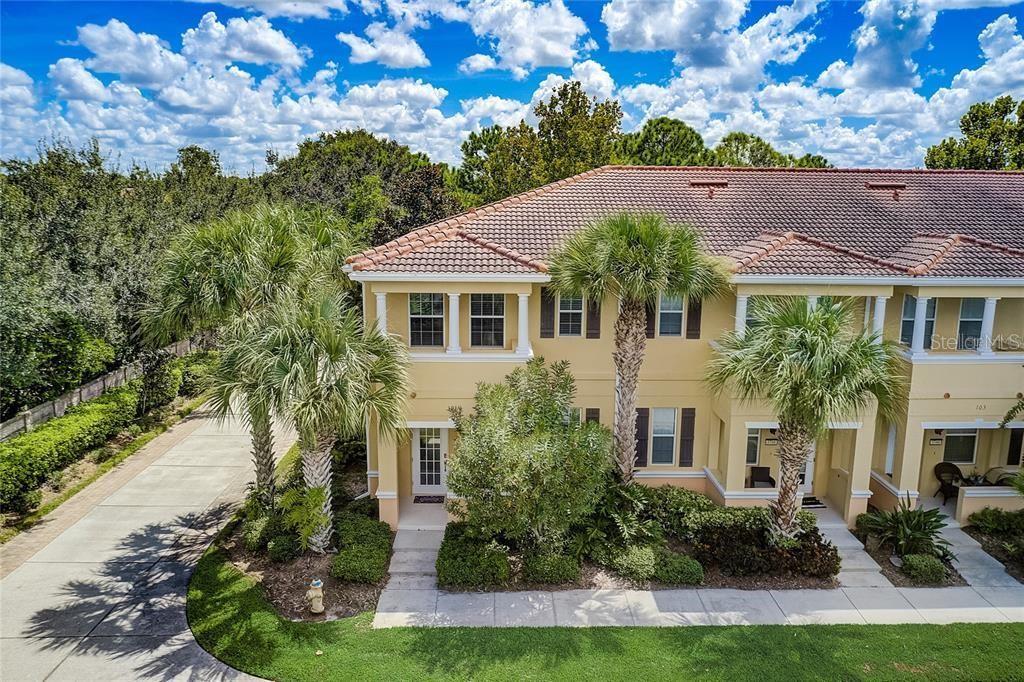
xmin=0 ymin=408 xmax=293 ymax=682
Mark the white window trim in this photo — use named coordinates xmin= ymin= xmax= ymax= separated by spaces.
xmin=657 ymin=294 xmax=684 ymax=337
xmin=943 ymin=428 xmax=978 ymax=465
xmin=900 ymin=294 xmax=935 ymax=347
xmin=649 ymin=407 xmax=677 ymax=465
xmin=957 ymin=298 xmax=984 ymax=351
xmin=745 ymin=428 xmax=760 ymax=465
xmin=557 ymin=294 xmax=584 ymax=337
xmin=469 ymin=293 xmax=505 ymax=348
xmin=408 ymin=293 xmax=445 ymax=348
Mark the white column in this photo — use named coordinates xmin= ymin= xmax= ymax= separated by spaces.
xmin=910 ymin=295 xmax=931 ymax=355
xmin=979 ymin=297 xmax=999 ymax=355
xmin=735 ymin=294 xmax=749 ymax=336
xmin=374 ymin=292 xmax=388 ymax=335
xmin=515 ymin=292 xmax=531 ymax=355
xmin=807 ymin=295 xmax=819 ymax=310
xmin=871 ymin=296 xmax=888 ymax=344
xmin=863 ymin=296 xmax=872 ymax=330
xmin=447 ymin=293 xmax=461 ymax=354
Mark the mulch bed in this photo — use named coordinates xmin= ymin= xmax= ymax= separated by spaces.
xmin=962 ymin=526 xmax=1024 ymax=584
xmin=857 ymin=536 xmax=968 ymax=588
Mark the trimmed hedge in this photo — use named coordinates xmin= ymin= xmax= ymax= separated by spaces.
xmin=267 ymin=535 xmax=300 ymax=563
xmin=969 ymin=507 xmax=1024 ymax=536
xmin=0 ymin=383 xmax=140 ymax=512
xmin=654 ymin=549 xmax=703 ymax=585
xmin=522 ymin=552 xmax=581 ymax=584
xmin=436 ymin=522 xmax=511 ymax=587
xmin=335 ymin=512 xmax=392 ymax=552
xmin=902 ymin=553 xmax=946 ymax=584
xmin=332 ymin=544 xmax=389 ymax=583
xmin=612 ymin=544 xmax=658 ymax=582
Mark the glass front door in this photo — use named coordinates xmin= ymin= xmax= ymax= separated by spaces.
xmin=413 ymin=427 xmax=447 ymax=495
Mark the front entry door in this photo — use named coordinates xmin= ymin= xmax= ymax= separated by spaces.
xmin=799 ymin=442 xmax=816 ymax=495
xmin=413 ymin=427 xmax=447 ymax=495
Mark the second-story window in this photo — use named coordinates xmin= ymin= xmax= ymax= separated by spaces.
xmin=409 ymin=293 xmax=444 ymax=347
xmin=558 ymin=295 xmax=583 ymax=336
xmin=957 ymin=298 xmax=984 ymax=350
xmin=470 ymin=293 xmax=504 ymax=347
xmin=659 ymin=295 xmax=683 ymax=336
xmin=900 ymin=294 xmax=936 ymax=346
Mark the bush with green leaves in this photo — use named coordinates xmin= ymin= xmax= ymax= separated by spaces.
xmin=902 ymin=553 xmax=947 ymax=584
xmin=611 ymin=544 xmax=658 ymax=582
xmin=638 ymin=485 xmax=717 ymax=537
xmin=137 ymin=349 xmax=183 ymax=415
xmin=654 ymin=549 xmax=703 ymax=585
xmin=334 ymin=512 xmax=391 ymax=552
xmin=331 ymin=544 xmax=389 ymax=583
xmin=522 ymin=552 xmax=581 ymax=584
xmin=241 ymin=514 xmax=285 ymax=552
xmin=969 ymin=507 xmax=1024 ymax=537
xmin=280 ymin=487 xmax=331 ymax=552
xmin=857 ymin=495 xmax=953 ymax=560
xmin=0 ymin=382 xmax=140 ymax=512
xmin=435 ymin=523 xmax=511 ymax=588
xmin=568 ymin=480 xmax=665 ymax=562
xmin=267 ymin=534 xmax=300 ymax=563
xmin=345 ymin=497 xmax=379 ymax=519
xmin=446 ymin=358 xmax=613 ymax=551
xmin=178 ymin=351 xmax=219 ymax=398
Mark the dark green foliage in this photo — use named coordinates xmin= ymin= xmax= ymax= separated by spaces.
xmin=242 ymin=514 xmax=285 ymax=552
xmin=435 ymin=522 xmax=511 ymax=587
xmin=969 ymin=507 xmax=1024 ymax=536
xmin=334 ymin=512 xmax=392 ymax=552
xmin=521 ymin=552 xmax=581 ymax=584
xmin=178 ymin=351 xmax=219 ymax=398
xmin=569 ymin=481 xmax=665 ymax=562
xmin=926 ymin=95 xmax=1024 ymax=170
xmin=0 ymin=383 xmax=140 ymax=511
xmin=615 ymin=117 xmax=709 ymax=166
xmin=788 ymin=527 xmax=843 ymax=579
xmin=711 ymin=132 xmax=831 ymax=168
xmin=636 ymin=485 xmax=717 ymax=537
xmin=654 ymin=549 xmax=703 ymax=585
xmin=902 ymin=553 xmax=947 ymax=584
xmin=345 ymin=497 xmax=379 ymax=519
xmin=138 ymin=349 xmax=183 ymax=414
xmin=857 ymin=496 xmax=953 ymax=560
xmin=331 ymin=544 xmax=389 ymax=583
xmin=611 ymin=544 xmax=658 ymax=582
xmin=267 ymin=534 xmax=300 ymax=563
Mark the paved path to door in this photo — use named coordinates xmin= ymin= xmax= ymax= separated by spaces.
xmin=0 ymin=408 xmax=293 ymax=682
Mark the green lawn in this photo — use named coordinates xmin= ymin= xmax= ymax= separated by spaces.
xmin=188 ymin=549 xmax=1024 ymax=681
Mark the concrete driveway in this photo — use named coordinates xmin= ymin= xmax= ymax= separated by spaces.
xmin=0 ymin=408 xmax=293 ymax=681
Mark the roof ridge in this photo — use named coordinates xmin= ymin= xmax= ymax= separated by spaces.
xmin=907 ymin=234 xmax=961 ymax=275
xmin=914 ymin=231 xmax=1024 ymax=259
xmin=345 ymin=166 xmax=612 ymax=271
xmin=599 ymin=164 xmax=1024 ymax=176
xmin=457 ymin=229 xmax=548 ymax=272
xmin=734 ymin=230 xmax=911 ymax=274
xmin=730 ymin=231 xmax=798 ymax=272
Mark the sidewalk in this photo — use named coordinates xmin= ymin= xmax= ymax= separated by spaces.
xmin=0 ymin=408 xmax=294 ymax=681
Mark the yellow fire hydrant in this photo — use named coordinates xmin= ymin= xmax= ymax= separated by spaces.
xmin=306 ymin=578 xmax=324 ymax=614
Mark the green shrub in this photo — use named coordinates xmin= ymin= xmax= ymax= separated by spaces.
xmin=969 ymin=507 xmax=1024 ymax=537
xmin=522 ymin=552 xmax=581 ymax=584
xmin=345 ymin=497 xmax=379 ymax=519
xmin=138 ymin=350 xmax=182 ymax=413
xmin=789 ymin=528 xmax=842 ymax=578
xmin=267 ymin=534 xmax=300 ymax=563
xmin=241 ymin=515 xmax=284 ymax=552
xmin=858 ymin=496 xmax=953 ymax=560
xmin=178 ymin=351 xmax=219 ymax=398
xmin=334 ymin=512 xmax=392 ymax=551
xmin=436 ymin=523 xmax=511 ymax=587
xmin=612 ymin=544 xmax=658 ymax=582
xmin=902 ymin=553 xmax=946 ymax=584
xmin=331 ymin=544 xmax=389 ymax=583
xmin=654 ymin=549 xmax=703 ymax=585
xmin=570 ymin=481 xmax=664 ymax=561
xmin=0 ymin=383 xmax=140 ymax=512
xmin=638 ymin=486 xmax=716 ymax=537
xmin=682 ymin=507 xmax=775 ymax=575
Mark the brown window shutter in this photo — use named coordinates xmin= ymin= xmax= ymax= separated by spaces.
xmin=685 ymin=298 xmax=702 ymax=339
xmin=645 ymin=301 xmax=656 ymax=339
xmin=635 ymin=408 xmax=650 ymax=467
xmin=586 ymin=298 xmax=601 ymax=339
xmin=540 ymin=287 xmax=555 ymax=338
xmin=679 ymin=408 xmax=695 ymax=467
xmin=585 ymin=408 xmax=600 ymax=424
xmin=1009 ymin=429 xmax=1023 ymax=465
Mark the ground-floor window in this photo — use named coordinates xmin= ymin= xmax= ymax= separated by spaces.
xmin=650 ymin=408 xmax=676 ymax=464
xmin=943 ymin=428 xmax=977 ymax=464
xmin=745 ymin=428 xmax=760 ymax=464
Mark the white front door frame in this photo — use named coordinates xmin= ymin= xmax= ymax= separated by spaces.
xmin=412 ymin=427 xmax=448 ymax=495
xmin=800 ymin=442 xmax=816 ymax=495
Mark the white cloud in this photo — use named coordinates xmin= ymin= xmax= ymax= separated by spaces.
xmin=337 ymin=22 xmax=430 ymax=67
xmin=530 ymin=59 xmax=617 ymax=106
xmin=458 ymin=53 xmax=498 ymax=74
xmin=197 ymin=0 xmax=351 ymax=19
xmin=49 ymin=58 xmax=108 ymax=101
xmin=76 ymin=19 xmax=187 ymax=88
xmin=602 ymin=0 xmax=748 ymax=65
xmin=462 ymin=0 xmax=590 ymax=79
xmin=182 ymin=12 xmax=308 ymax=68
xmin=1 ymin=63 xmax=37 ymax=109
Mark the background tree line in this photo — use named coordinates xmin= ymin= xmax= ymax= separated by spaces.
xmin=2 ymin=82 xmax=1015 ymax=419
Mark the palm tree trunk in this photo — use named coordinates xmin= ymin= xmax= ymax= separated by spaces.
xmin=248 ymin=402 xmax=276 ymax=510
xmin=302 ymin=432 xmax=336 ymax=554
xmin=772 ymin=421 xmax=813 ymax=538
xmin=612 ymin=299 xmax=648 ymax=484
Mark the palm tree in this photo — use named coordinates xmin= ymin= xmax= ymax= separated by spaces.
xmin=241 ymin=290 xmax=409 ymax=554
xmin=144 ymin=203 xmax=361 ymax=509
xmin=548 ymin=212 xmax=728 ymax=483
xmin=707 ymin=296 xmax=904 ymax=538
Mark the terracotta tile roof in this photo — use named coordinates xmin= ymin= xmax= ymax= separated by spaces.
xmin=346 ymin=165 xmax=1024 ymax=278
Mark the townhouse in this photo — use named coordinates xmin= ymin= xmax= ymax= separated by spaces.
xmin=343 ymin=166 xmax=1024 ymax=530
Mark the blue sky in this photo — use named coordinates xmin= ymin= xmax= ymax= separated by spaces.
xmin=2 ymin=0 xmax=1022 ymax=172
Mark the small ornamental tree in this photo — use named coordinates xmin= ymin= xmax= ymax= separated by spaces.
xmin=447 ymin=358 xmax=612 ymax=551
